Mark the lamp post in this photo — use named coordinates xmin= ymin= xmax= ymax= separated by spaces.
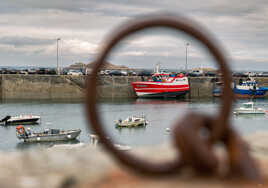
xmin=56 ymin=38 xmax=61 ymax=75
xmin=185 ymin=43 xmax=190 ymax=72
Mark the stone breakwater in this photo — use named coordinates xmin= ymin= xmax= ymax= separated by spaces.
xmin=0 ymin=75 xmax=85 ymax=100
xmin=1 ymin=75 xmax=268 ymax=100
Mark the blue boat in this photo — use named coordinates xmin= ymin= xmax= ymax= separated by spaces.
xmin=233 ymin=78 xmax=268 ymax=98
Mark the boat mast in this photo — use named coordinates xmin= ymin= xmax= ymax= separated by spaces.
xmin=154 ymin=63 xmax=160 ymax=74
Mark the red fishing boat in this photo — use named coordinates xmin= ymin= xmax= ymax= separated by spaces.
xmin=131 ymin=72 xmax=190 ymax=98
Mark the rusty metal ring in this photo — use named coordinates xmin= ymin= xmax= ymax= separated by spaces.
xmin=86 ymin=13 xmax=234 ymax=175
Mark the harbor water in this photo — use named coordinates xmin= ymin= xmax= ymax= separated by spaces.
xmin=0 ymin=98 xmax=268 ymax=151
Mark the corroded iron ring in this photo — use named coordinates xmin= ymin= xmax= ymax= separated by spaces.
xmin=86 ymin=13 xmax=233 ymax=175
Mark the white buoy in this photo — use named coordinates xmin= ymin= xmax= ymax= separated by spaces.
xmin=165 ymin=128 xmax=171 ymax=132
xmin=37 ymin=137 xmax=40 ymax=141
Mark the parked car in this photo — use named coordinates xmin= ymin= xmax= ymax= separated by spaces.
xmin=99 ymin=70 xmax=106 ymax=75
xmin=259 ymin=72 xmax=268 ymax=77
xmin=232 ymin=72 xmax=247 ymax=77
xmin=67 ymin=69 xmax=83 ymax=76
xmin=28 ymin=68 xmax=37 ymax=74
xmin=7 ymin=68 xmax=18 ymax=74
xmin=46 ymin=68 xmax=57 ymax=75
xmin=128 ymin=71 xmax=137 ymax=76
xmin=120 ymin=70 xmax=128 ymax=76
xmin=62 ymin=68 xmax=69 ymax=75
xmin=246 ymin=72 xmax=257 ymax=77
xmin=37 ymin=68 xmax=46 ymax=74
xmin=188 ymin=70 xmax=203 ymax=77
xmin=138 ymin=70 xmax=153 ymax=76
xmin=205 ymin=72 xmax=216 ymax=77
xmin=109 ymin=70 xmax=122 ymax=76
xmin=1 ymin=68 xmax=7 ymax=74
xmin=104 ymin=70 xmax=111 ymax=75
xmin=19 ymin=69 xmax=28 ymax=74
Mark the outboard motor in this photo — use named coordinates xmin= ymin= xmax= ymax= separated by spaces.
xmin=16 ymin=125 xmax=26 ymax=139
xmin=0 ymin=115 xmax=11 ymax=123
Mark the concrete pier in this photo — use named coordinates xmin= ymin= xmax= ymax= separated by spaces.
xmin=0 ymin=74 xmax=268 ymax=100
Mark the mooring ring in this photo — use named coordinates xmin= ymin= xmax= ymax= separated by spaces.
xmin=86 ymin=13 xmax=233 ymax=175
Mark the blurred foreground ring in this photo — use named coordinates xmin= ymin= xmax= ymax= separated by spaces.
xmin=86 ymin=13 xmax=233 ymax=176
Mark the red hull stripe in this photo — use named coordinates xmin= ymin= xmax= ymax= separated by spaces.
xmin=135 ymin=87 xmax=189 ymax=93
xmin=132 ymin=84 xmax=189 ymax=89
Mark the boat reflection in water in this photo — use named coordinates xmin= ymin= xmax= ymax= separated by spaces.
xmin=16 ymin=139 xmax=81 ymax=150
xmin=89 ymin=134 xmax=131 ymax=151
xmin=134 ymin=98 xmax=189 ymax=105
xmin=233 ymin=102 xmax=266 ymax=115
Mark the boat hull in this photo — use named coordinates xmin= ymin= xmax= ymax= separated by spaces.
xmin=116 ymin=121 xmax=147 ymax=128
xmin=22 ymin=130 xmax=81 ymax=142
xmin=132 ymin=82 xmax=189 ymax=98
xmin=6 ymin=118 xmax=40 ymax=125
xmin=233 ymin=111 xmax=265 ymax=115
xmin=233 ymin=87 xmax=268 ymax=98
xmin=234 ymin=93 xmax=267 ymax=98
xmin=135 ymin=90 xmax=188 ymax=98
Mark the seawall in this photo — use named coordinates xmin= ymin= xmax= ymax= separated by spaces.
xmin=1 ymin=75 xmax=268 ymax=100
xmin=0 ymin=75 xmax=85 ymax=100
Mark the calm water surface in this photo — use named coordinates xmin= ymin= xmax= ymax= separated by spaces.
xmin=1 ymin=98 xmax=268 ymax=151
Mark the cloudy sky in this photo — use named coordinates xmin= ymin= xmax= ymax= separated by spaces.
xmin=0 ymin=0 xmax=267 ymax=70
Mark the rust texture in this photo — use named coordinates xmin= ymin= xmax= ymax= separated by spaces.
xmin=86 ymin=13 xmax=261 ymax=183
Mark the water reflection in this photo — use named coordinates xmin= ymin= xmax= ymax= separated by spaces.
xmin=16 ymin=139 xmax=80 ymax=150
xmin=134 ymin=98 xmax=189 ymax=105
xmin=116 ymin=126 xmax=146 ymax=134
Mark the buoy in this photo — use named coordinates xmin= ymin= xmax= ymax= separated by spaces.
xmin=37 ymin=137 xmax=40 ymax=141
xmin=67 ymin=135 xmax=71 ymax=138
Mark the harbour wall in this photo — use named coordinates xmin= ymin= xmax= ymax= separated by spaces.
xmin=0 ymin=75 xmax=85 ymax=100
xmin=1 ymin=75 xmax=268 ymax=100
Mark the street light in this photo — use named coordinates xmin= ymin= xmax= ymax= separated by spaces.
xmin=56 ymin=38 xmax=61 ymax=75
xmin=185 ymin=42 xmax=190 ymax=72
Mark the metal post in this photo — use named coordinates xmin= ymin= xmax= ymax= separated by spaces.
xmin=57 ymin=38 xmax=61 ymax=75
xmin=185 ymin=43 xmax=189 ymax=72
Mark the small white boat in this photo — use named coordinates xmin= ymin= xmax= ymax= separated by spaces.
xmin=233 ymin=102 xmax=266 ymax=115
xmin=0 ymin=114 xmax=40 ymax=125
xmin=115 ymin=114 xmax=148 ymax=128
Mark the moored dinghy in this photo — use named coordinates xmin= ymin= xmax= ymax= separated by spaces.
xmin=115 ymin=114 xmax=148 ymax=128
xmin=233 ymin=102 xmax=266 ymax=115
xmin=16 ymin=126 xmax=81 ymax=142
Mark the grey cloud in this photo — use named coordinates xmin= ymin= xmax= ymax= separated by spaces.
xmin=0 ymin=0 xmax=267 ymax=69
xmin=0 ymin=37 xmax=55 ymax=47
